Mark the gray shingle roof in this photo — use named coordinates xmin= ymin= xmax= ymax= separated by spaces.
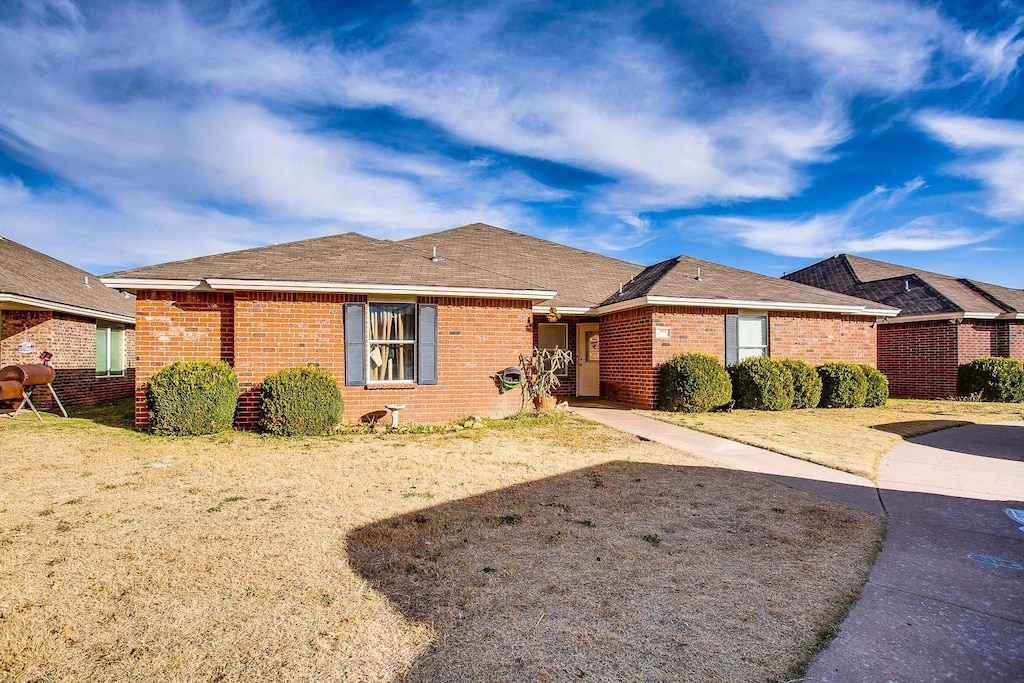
xmin=783 ymin=254 xmax=1022 ymax=318
xmin=600 ymin=254 xmax=891 ymax=311
xmin=104 ymin=231 xmax=552 ymax=294
xmin=400 ymin=223 xmax=644 ymax=309
xmin=0 ymin=237 xmax=135 ymax=320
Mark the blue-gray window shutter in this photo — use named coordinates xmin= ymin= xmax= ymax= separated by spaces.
xmin=418 ymin=304 xmax=438 ymax=385
xmin=344 ymin=303 xmax=366 ymax=386
xmin=725 ymin=314 xmax=738 ymax=367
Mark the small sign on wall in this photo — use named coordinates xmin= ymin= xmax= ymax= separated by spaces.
xmin=655 ymin=326 xmax=671 ymax=339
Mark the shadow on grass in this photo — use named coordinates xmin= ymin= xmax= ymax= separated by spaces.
xmin=67 ymin=397 xmax=135 ymax=430
xmin=870 ymin=419 xmax=973 ymax=439
xmin=347 ymin=460 xmax=882 ymax=683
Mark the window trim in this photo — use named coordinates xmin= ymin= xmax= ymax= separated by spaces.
xmin=96 ymin=322 xmax=125 ymax=378
xmin=537 ymin=322 xmax=570 ymax=377
xmin=366 ymin=299 xmax=417 ymax=385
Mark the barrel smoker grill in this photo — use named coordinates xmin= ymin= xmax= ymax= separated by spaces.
xmin=0 ymin=364 xmax=68 ymax=421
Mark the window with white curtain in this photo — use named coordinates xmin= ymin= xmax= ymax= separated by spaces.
xmin=368 ymin=302 xmax=415 ymax=382
xmin=737 ymin=314 xmax=768 ymax=360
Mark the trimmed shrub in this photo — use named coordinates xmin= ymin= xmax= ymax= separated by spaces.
xmin=658 ymin=353 xmax=732 ymax=413
xmin=259 ymin=366 xmax=344 ymax=436
xmin=817 ymin=362 xmax=868 ymax=408
xmin=780 ymin=359 xmax=822 ymax=409
xmin=957 ymin=357 xmax=1024 ymax=403
xmin=732 ymin=356 xmax=794 ymax=411
xmin=147 ymin=360 xmax=239 ymax=435
xmin=860 ymin=365 xmax=889 ymax=407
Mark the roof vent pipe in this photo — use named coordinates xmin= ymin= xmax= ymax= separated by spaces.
xmin=695 ymin=267 xmax=702 ymax=282
xmin=430 ymin=246 xmax=439 ymax=262
xmin=619 ymin=282 xmax=623 ymax=294
xmin=903 ymin=280 xmax=910 ymax=293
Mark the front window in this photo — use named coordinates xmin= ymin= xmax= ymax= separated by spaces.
xmin=369 ymin=302 xmax=415 ymax=382
xmin=737 ymin=314 xmax=768 ymax=360
xmin=537 ymin=323 xmax=569 ymax=376
xmin=96 ymin=323 xmax=125 ymax=377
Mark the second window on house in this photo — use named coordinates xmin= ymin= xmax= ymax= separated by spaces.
xmin=96 ymin=323 xmax=125 ymax=377
xmin=368 ymin=302 xmax=415 ymax=382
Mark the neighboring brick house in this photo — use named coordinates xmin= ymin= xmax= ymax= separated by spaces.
xmin=783 ymin=254 xmax=1024 ymax=398
xmin=0 ymin=237 xmax=136 ymax=407
xmin=103 ymin=224 xmax=895 ymax=427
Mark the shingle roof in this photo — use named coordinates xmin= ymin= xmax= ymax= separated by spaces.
xmin=104 ymin=231 xmax=552 ymax=294
xmin=600 ymin=254 xmax=892 ymax=311
xmin=400 ymin=223 xmax=644 ymax=309
xmin=0 ymin=237 xmax=135 ymax=320
xmin=783 ymin=254 xmax=1022 ymax=318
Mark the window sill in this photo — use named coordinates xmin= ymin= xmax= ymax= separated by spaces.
xmin=365 ymin=383 xmax=417 ymax=390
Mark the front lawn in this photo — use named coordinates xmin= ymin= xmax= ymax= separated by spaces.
xmin=0 ymin=409 xmax=882 ymax=682
xmin=639 ymin=399 xmax=1024 ymax=480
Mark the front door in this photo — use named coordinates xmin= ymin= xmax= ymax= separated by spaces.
xmin=576 ymin=323 xmax=600 ymax=397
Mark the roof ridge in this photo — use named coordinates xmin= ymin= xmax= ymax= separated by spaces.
xmin=381 ymin=237 xmax=553 ymax=292
xmin=959 ymin=278 xmax=1015 ymax=313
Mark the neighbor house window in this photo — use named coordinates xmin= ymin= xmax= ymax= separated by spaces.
xmin=368 ymin=302 xmax=415 ymax=382
xmin=537 ymin=322 xmax=569 ymax=377
xmin=96 ymin=323 xmax=124 ymax=377
xmin=725 ymin=313 xmax=768 ymax=365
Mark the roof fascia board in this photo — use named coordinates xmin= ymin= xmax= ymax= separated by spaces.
xmin=531 ymin=305 xmax=592 ymax=315
xmin=593 ymin=296 xmax=898 ymax=317
xmin=881 ymin=311 xmax=1003 ymax=324
xmin=0 ymin=293 xmax=135 ymax=324
xmin=101 ymin=278 xmax=202 ymax=291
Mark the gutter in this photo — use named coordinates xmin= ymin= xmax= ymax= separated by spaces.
xmin=591 ymin=295 xmax=899 ymax=317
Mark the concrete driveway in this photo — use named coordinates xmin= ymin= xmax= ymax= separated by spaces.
xmin=806 ymin=422 xmax=1024 ymax=682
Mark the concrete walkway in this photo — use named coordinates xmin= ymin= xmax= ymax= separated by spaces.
xmin=569 ymin=403 xmax=1024 ymax=682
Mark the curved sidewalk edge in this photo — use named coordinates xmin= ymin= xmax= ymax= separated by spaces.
xmin=570 ymin=405 xmax=1024 ymax=682
xmin=569 ymin=404 xmax=882 ymax=514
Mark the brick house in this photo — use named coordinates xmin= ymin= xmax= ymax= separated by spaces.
xmin=783 ymin=254 xmax=1024 ymax=398
xmin=0 ymin=237 xmax=136 ymax=406
xmin=102 ymin=224 xmax=895 ymax=427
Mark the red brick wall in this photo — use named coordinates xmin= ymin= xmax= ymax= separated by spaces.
xmin=0 ymin=309 xmax=135 ymax=408
xmin=877 ymin=320 xmax=958 ymax=398
xmin=132 ymin=291 xmax=533 ymax=428
xmin=599 ymin=306 xmax=878 ymax=409
xmin=958 ymin=320 xmax=1007 ymax=361
xmin=769 ymin=312 xmax=877 ymax=365
xmin=1010 ymin=321 xmax=1024 ymax=359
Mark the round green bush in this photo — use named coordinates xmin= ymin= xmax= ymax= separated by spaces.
xmin=658 ymin=353 xmax=732 ymax=413
xmin=259 ymin=366 xmax=344 ymax=436
xmin=147 ymin=360 xmax=239 ymax=435
xmin=732 ymin=356 xmax=794 ymax=411
xmin=957 ymin=357 xmax=1024 ymax=402
xmin=816 ymin=362 xmax=868 ymax=408
xmin=780 ymin=359 xmax=822 ymax=409
xmin=860 ymin=365 xmax=889 ymax=407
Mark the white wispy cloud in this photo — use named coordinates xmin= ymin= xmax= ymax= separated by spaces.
xmin=918 ymin=113 xmax=1024 ymax=219
xmin=682 ymin=179 xmax=996 ymax=257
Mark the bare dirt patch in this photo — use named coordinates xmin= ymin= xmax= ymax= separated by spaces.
xmin=640 ymin=399 xmax=1024 ymax=480
xmin=0 ymin=409 xmax=882 ymax=682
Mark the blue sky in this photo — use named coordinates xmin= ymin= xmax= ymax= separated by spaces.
xmin=1 ymin=0 xmax=1022 ymax=286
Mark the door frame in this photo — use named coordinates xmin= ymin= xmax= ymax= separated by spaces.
xmin=576 ymin=322 xmax=600 ymax=397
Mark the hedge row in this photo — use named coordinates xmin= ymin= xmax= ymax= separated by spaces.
xmin=957 ymin=357 xmax=1024 ymax=402
xmin=146 ymin=362 xmax=344 ymax=436
xmin=658 ymin=354 xmax=888 ymax=412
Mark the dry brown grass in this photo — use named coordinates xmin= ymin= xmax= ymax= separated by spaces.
xmin=640 ymin=399 xmax=1024 ymax=480
xmin=1 ymin=408 xmax=882 ymax=682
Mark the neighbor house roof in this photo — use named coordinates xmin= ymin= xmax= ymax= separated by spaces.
xmin=400 ymin=223 xmax=644 ymax=310
xmin=0 ymin=237 xmax=135 ymax=323
xmin=103 ymin=231 xmax=556 ymax=301
xmin=783 ymin=254 xmax=1024 ymax=321
xmin=595 ymin=254 xmax=898 ymax=316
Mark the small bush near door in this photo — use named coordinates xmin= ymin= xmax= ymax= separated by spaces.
xmin=781 ymin=359 xmax=822 ymax=409
xmin=957 ymin=357 xmax=1024 ymax=402
xmin=658 ymin=353 xmax=732 ymax=413
xmin=860 ymin=365 xmax=890 ymax=407
xmin=732 ymin=357 xmax=794 ymax=411
xmin=816 ymin=363 xmax=868 ymax=408
xmin=259 ymin=367 xmax=345 ymax=436
xmin=147 ymin=360 xmax=239 ymax=435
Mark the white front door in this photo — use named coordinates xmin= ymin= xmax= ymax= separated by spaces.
xmin=576 ymin=323 xmax=600 ymax=397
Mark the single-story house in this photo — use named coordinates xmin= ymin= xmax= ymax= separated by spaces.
xmin=102 ymin=224 xmax=896 ymax=428
xmin=782 ymin=254 xmax=1024 ymax=398
xmin=0 ymin=237 xmax=136 ymax=407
